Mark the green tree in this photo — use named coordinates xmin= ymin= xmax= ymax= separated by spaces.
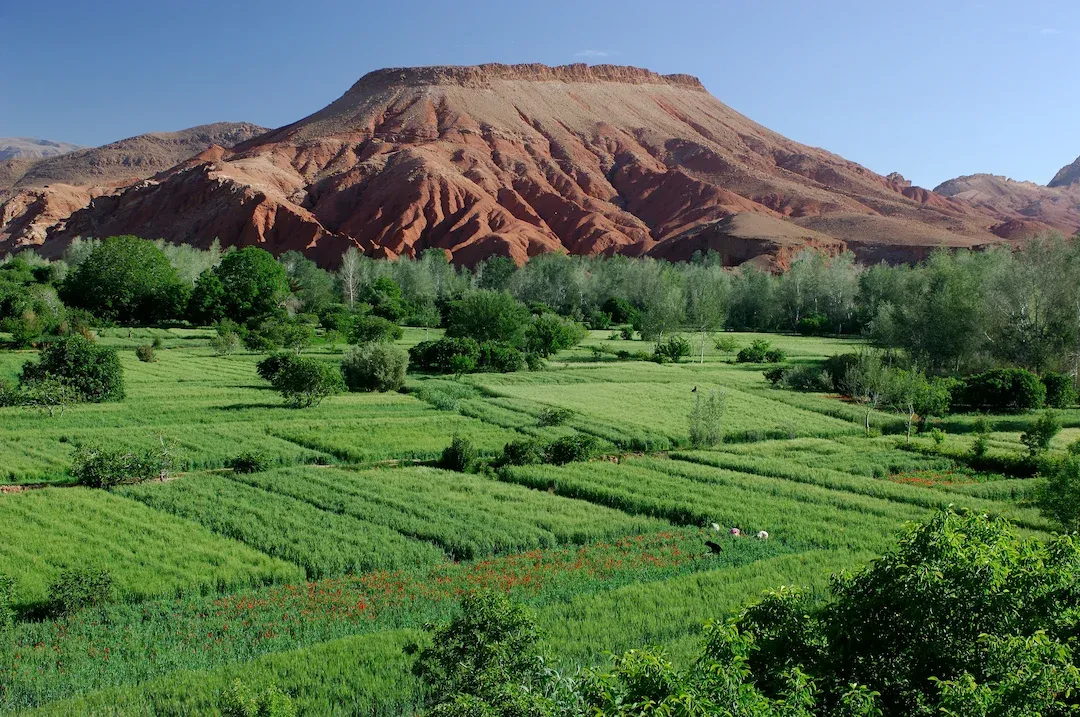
xmin=279 ymin=251 xmax=335 ymax=315
xmin=524 ymin=313 xmax=587 ymax=358
xmin=1036 ymin=456 xmax=1080 ymax=532
xmin=341 ymin=344 xmax=408 ymax=392
xmin=842 ymin=351 xmax=888 ymax=436
xmin=364 ymin=276 xmax=407 ymax=322
xmin=20 ymin=335 xmax=124 ymax=403
xmin=60 ymin=235 xmax=188 ymax=324
xmin=413 ymin=591 xmax=554 ymax=717
xmin=446 ymin=291 xmax=531 ymax=346
xmin=214 ymin=247 xmax=290 ymax=324
xmin=477 ymin=256 xmax=518 ymax=292
xmin=265 ymin=356 xmax=343 ymax=407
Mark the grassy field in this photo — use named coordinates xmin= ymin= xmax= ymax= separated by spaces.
xmin=0 ymin=327 xmax=1058 ymax=714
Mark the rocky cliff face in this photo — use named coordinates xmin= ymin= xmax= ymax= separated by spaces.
xmin=12 ymin=63 xmax=1014 ymax=265
xmin=0 ymin=123 xmax=266 ymax=251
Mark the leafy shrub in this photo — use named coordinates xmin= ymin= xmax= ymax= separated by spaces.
xmin=524 ymin=352 xmax=543 ymax=371
xmin=763 ymin=366 xmax=787 ymax=386
xmin=713 ymin=335 xmax=740 ymax=354
xmin=654 ymin=335 xmax=692 ymax=363
xmin=0 ymin=574 xmax=15 ymax=629
xmin=256 ymin=353 xmax=295 ymax=383
xmin=587 ymin=310 xmax=612 ymax=330
xmin=769 ymin=363 xmax=830 ymax=392
xmin=736 ymin=339 xmax=782 ymax=363
xmin=410 ymin=337 xmax=482 ymax=374
xmin=971 ymin=416 xmax=991 ymax=460
xmin=1021 ymin=410 xmax=1061 ymax=456
xmin=478 ymin=341 xmax=525 ymax=373
xmin=602 ymin=297 xmax=636 ymax=324
xmin=220 ymin=679 xmax=297 ymax=717
xmin=619 ymin=326 xmax=635 ymax=340
xmin=134 ymin=344 xmax=157 ymax=363
xmin=348 ymin=315 xmax=403 ymax=345
xmin=48 ymin=568 xmax=113 ymax=616
xmin=230 ymin=451 xmax=269 ymax=474
xmin=70 ymin=440 xmax=174 ymax=488
xmin=440 ymin=436 xmax=478 ymax=472
xmin=795 ymin=312 xmax=830 ymax=335
xmin=212 ymin=328 xmax=242 ymax=355
xmin=929 ymin=428 xmax=946 ymax=445
xmin=544 ymin=435 xmax=597 ymax=465
xmin=498 ymin=439 xmax=546 ymax=467
xmin=524 ymin=313 xmax=587 ymax=358
xmin=1042 ymin=372 xmax=1077 ymax=408
xmin=341 ymin=343 xmax=408 ymax=392
xmin=20 ymin=335 xmax=124 ymax=402
xmin=270 ymin=356 xmax=343 ymax=408
xmin=688 ymin=389 xmax=726 ymax=449
xmin=538 ymin=407 xmax=574 ymax=426
xmin=412 ymin=591 xmax=552 ymax=716
xmin=958 ymin=368 xmax=1046 ymax=413
xmin=824 ymin=353 xmax=859 ymax=392
xmin=15 ymin=376 xmax=78 ymax=417
xmin=445 ymin=290 xmax=531 ymax=345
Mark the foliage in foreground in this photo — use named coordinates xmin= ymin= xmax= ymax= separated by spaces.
xmin=414 ymin=510 xmax=1080 ymax=716
xmin=219 ymin=678 xmax=296 ymax=717
xmin=256 ymin=353 xmax=343 ymax=407
xmin=69 ymin=439 xmax=175 ymax=488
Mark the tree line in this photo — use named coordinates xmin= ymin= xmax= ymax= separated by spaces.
xmin=6 ymin=233 xmax=1080 ymax=376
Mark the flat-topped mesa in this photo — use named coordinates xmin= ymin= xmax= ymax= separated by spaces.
xmin=345 ymin=63 xmax=706 ymax=92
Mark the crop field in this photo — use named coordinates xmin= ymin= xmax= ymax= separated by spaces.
xmin=0 ymin=329 xmax=1055 ymax=714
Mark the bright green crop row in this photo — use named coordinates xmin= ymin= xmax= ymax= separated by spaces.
xmin=0 ymin=488 xmax=300 ymax=610
xmin=503 ymin=458 xmax=924 ymax=553
xmin=234 ymin=466 xmax=665 ymax=559
xmin=119 ymin=473 xmax=445 ymax=578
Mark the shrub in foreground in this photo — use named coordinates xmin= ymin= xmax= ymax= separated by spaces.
xmin=20 ymin=335 xmax=124 ymax=402
xmin=958 ymin=368 xmax=1046 ymax=413
xmin=537 ymin=407 xmax=574 ymax=427
xmin=544 ymin=435 xmax=598 ymax=465
xmin=440 ymin=436 xmax=478 ymax=472
xmin=341 ymin=344 xmax=408 ymax=392
xmin=273 ymin=357 xmax=343 ymax=408
xmin=135 ymin=343 xmax=157 ymax=363
xmin=48 ymin=568 xmax=113 ymax=616
xmin=1042 ymin=371 xmax=1078 ymax=409
xmin=736 ymin=339 xmax=784 ymax=363
xmin=219 ymin=679 xmax=297 ymax=717
xmin=70 ymin=441 xmax=174 ymax=488
xmin=230 ymin=451 xmax=269 ymax=474
xmin=497 ymin=439 xmax=546 ymax=467
xmin=348 ymin=315 xmax=403 ymax=345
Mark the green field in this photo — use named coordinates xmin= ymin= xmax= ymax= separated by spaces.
xmin=0 ymin=328 xmax=1055 ymax=714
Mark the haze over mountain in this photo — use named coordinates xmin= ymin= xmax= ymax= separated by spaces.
xmin=3 ymin=63 xmax=1077 ymax=267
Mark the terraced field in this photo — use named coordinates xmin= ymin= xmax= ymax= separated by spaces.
xmin=0 ymin=328 xmax=1054 ymax=714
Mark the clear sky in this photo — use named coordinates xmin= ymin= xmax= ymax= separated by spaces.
xmin=1 ymin=0 xmax=1077 ymax=189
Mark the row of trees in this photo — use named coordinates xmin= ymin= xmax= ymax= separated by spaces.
xmin=9 ymin=232 xmax=1080 ymax=376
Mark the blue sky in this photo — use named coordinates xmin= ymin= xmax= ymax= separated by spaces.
xmin=1 ymin=0 xmax=1077 ymax=188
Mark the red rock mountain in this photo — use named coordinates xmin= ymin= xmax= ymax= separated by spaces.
xmin=934 ymin=158 xmax=1080 ymax=240
xmin=0 ymin=123 xmax=266 ymax=250
xmin=7 ymin=64 xmax=1049 ymax=265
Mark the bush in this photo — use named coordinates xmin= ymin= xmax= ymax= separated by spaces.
xmin=602 ymin=297 xmax=636 ymax=324
xmin=348 ymin=315 xmax=403 ymax=345
xmin=524 ymin=313 xmax=587 ymax=358
xmin=971 ymin=416 xmax=991 ymax=460
xmin=586 ymin=310 xmax=612 ymax=330
xmin=619 ymin=326 xmax=635 ymax=341
xmin=256 ymin=353 xmax=294 ymax=383
xmin=440 ymin=435 xmax=478 ymax=472
xmin=763 ymin=366 xmax=788 ymax=386
xmin=48 ymin=568 xmax=113 ymax=616
xmin=445 ymin=290 xmax=531 ymax=345
xmin=0 ymin=574 xmax=15 ymax=629
xmin=1042 ymin=372 xmax=1077 ymax=408
xmin=824 ymin=353 xmax=859 ymax=393
xmin=795 ymin=312 xmax=830 ymax=335
xmin=524 ymin=352 xmax=543 ymax=371
xmin=135 ymin=344 xmax=157 ymax=363
xmin=478 ymin=341 xmax=525 ymax=373
xmin=713 ymin=335 xmax=740 ymax=354
xmin=270 ymin=356 xmax=343 ymax=408
xmin=20 ymin=335 xmax=124 ymax=402
xmin=544 ymin=435 xmax=597 ymax=465
xmin=768 ymin=363 xmax=830 ymax=392
xmin=537 ymin=407 xmax=574 ymax=426
xmin=498 ymin=439 xmax=546 ymax=467
xmin=341 ymin=343 xmax=408 ymax=393
xmin=654 ymin=335 xmax=692 ymax=364
xmin=1021 ymin=410 xmax=1061 ymax=456
xmin=220 ymin=679 xmax=297 ymax=717
xmin=16 ymin=376 xmax=78 ymax=417
xmin=688 ymin=389 xmax=726 ymax=448
xmin=70 ymin=440 xmax=174 ymax=488
xmin=230 ymin=451 xmax=269 ymax=474
xmin=958 ymin=368 xmax=1046 ymax=413
xmin=410 ymin=337 xmax=482 ymax=374
xmin=736 ymin=339 xmax=782 ymax=363
xmin=1037 ymin=457 xmax=1080 ymax=532
xmin=212 ymin=325 xmax=242 ymax=355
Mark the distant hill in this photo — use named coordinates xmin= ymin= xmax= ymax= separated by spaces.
xmin=0 ymin=138 xmax=84 ymax=161
xmin=28 ymin=62 xmax=1006 ymax=266
xmin=0 ymin=122 xmax=267 ymax=249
